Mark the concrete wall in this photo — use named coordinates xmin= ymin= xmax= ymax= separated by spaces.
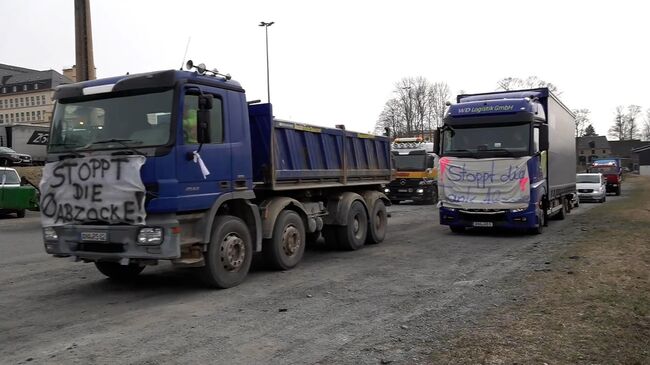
xmin=640 ymin=166 xmax=650 ymax=176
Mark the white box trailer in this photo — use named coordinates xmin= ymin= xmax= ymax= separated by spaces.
xmin=0 ymin=123 xmax=49 ymax=164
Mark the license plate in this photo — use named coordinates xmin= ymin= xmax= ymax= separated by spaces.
xmin=81 ymin=232 xmax=108 ymax=242
xmin=472 ymin=222 xmax=493 ymax=227
xmin=398 ymin=189 xmax=408 ymax=192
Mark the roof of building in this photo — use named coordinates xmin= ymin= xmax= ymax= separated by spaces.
xmin=576 ymin=136 xmax=610 ymax=150
xmin=609 ymin=140 xmax=648 ymax=157
xmin=0 ymin=63 xmax=73 ymax=87
xmin=632 ymin=144 xmax=650 ymax=153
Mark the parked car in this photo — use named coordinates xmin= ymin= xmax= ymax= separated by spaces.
xmin=0 ymin=147 xmax=32 ymax=166
xmin=0 ymin=167 xmax=39 ymax=218
xmin=576 ymin=173 xmax=606 ymax=203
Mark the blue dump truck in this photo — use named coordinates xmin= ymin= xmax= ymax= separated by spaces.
xmin=435 ymin=88 xmax=576 ymax=234
xmin=40 ymin=63 xmax=392 ymax=288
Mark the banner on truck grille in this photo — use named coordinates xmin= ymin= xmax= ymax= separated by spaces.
xmin=439 ymin=156 xmax=531 ymax=209
xmin=40 ymin=155 xmax=146 ymax=227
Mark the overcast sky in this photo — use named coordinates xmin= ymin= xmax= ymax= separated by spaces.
xmin=2 ymin=0 xmax=648 ymax=136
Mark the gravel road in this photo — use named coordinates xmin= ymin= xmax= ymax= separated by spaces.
xmin=0 ymin=195 xmax=618 ymax=365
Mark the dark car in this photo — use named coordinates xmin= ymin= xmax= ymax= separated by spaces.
xmin=0 ymin=147 xmax=32 ymax=166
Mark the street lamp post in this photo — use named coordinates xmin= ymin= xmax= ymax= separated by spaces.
xmin=259 ymin=21 xmax=274 ymax=103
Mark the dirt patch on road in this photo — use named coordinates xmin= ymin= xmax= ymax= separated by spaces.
xmin=431 ymin=176 xmax=650 ymax=364
xmin=14 ymin=166 xmax=43 ymax=186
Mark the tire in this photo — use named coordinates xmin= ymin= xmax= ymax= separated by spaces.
xmin=450 ymin=225 xmax=465 ymax=233
xmin=263 ymin=210 xmax=306 ymax=270
xmin=529 ymin=207 xmax=544 ymax=235
xmin=615 ymin=186 xmax=621 ymax=196
xmin=95 ymin=261 xmax=145 ymax=281
xmin=601 ymin=195 xmax=606 ymax=203
xmin=330 ymin=200 xmax=368 ymax=251
xmin=366 ymin=200 xmax=387 ymax=244
xmin=16 ymin=209 xmax=26 ymax=218
xmin=556 ymin=199 xmax=566 ymax=220
xmin=198 ymin=215 xmax=252 ymax=289
xmin=428 ymin=185 xmax=439 ymax=204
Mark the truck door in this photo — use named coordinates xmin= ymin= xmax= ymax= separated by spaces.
xmin=176 ymin=86 xmax=232 ymax=211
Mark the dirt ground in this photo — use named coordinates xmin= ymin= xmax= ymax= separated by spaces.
xmin=14 ymin=166 xmax=42 ymax=186
xmin=0 ymin=175 xmax=646 ymax=364
xmin=430 ymin=175 xmax=650 ymax=364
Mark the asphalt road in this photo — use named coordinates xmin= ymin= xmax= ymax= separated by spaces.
xmin=0 ymin=195 xmax=619 ymax=365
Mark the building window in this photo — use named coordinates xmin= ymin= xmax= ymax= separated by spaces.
xmin=34 ymin=83 xmax=39 ymax=90
xmin=37 ymin=111 xmax=41 ymax=120
xmin=602 ymin=150 xmax=606 ymax=154
xmin=12 ymin=86 xmax=17 ymax=92
xmin=1 ymin=87 xmax=6 ymax=93
xmin=9 ymin=99 xmax=13 ymax=108
xmin=30 ymin=96 xmax=35 ymax=106
xmin=23 ymin=85 xmax=28 ymax=91
xmin=591 ymin=149 xmax=595 ymax=154
xmin=580 ymin=150 xmax=584 ymax=155
xmin=31 ymin=111 xmax=35 ymax=120
xmin=41 ymin=95 xmax=46 ymax=104
xmin=20 ymin=112 xmax=25 ymax=122
xmin=20 ymin=98 xmax=24 ymax=107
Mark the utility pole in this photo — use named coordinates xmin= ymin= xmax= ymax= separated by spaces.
xmin=74 ymin=0 xmax=96 ymax=81
xmin=259 ymin=21 xmax=274 ymax=103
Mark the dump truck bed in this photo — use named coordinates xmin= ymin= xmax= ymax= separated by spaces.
xmin=249 ymin=104 xmax=392 ymax=190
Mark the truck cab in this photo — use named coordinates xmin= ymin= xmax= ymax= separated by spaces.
xmin=385 ymin=137 xmax=437 ymax=204
xmin=437 ymin=88 xmax=576 ymax=234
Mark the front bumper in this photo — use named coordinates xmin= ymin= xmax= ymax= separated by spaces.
xmin=578 ymin=192 xmax=605 ymax=201
xmin=439 ymin=207 xmax=537 ymax=229
xmin=42 ymin=214 xmax=181 ymax=261
xmin=386 ymin=184 xmax=436 ymax=201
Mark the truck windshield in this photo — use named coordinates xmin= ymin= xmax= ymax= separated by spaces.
xmin=394 ymin=154 xmax=426 ymax=171
xmin=590 ymin=166 xmax=617 ymax=174
xmin=442 ymin=124 xmax=530 ymax=157
xmin=0 ymin=170 xmax=20 ymax=184
xmin=49 ymin=89 xmax=174 ymax=153
xmin=576 ymin=175 xmax=601 ymax=183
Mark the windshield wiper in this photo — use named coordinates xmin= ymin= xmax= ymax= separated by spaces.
xmin=482 ymin=148 xmax=516 ymax=157
xmin=78 ymin=138 xmax=145 ymax=155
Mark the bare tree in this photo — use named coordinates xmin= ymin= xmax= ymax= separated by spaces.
xmin=496 ymin=76 xmax=560 ymax=94
xmin=375 ymin=78 xmax=451 ymax=139
xmin=573 ymin=109 xmax=591 ymax=137
xmin=642 ymin=108 xmax=650 ymax=141
xmin=429 ymin=82 xmax=451 ymax=129
xmin=608 ymin=106 xmax=626 ymax=140
xmin=625 ymin=105 xmax=642 ymax=140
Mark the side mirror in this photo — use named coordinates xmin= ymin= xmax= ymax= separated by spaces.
xmin=20 ymin=176 xmax=29 ymax=186
xmin=433 ymin=129 xmax=441 ymax=155
xmin=197 ymin=95 xmax=213 ymax=144
xmin=538 ymin=125 xmax=549 ymax=151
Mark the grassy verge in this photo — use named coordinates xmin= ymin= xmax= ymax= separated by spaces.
xmin=431 ymin=176 xmax=650 ymax=364
xmin=14 ymin=166 xmax=43 ymax=186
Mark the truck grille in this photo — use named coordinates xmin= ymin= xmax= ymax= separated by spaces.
xmin=578 ymin=189 xmax=593 ymax=193
xmin=76 ymin=243 xmax=125 ymax=253
xmin=458 ymin=209 xmax=507 ymax=222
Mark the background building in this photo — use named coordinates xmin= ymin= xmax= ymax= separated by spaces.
xmin=576 ymin=136 xmax=611 ymax=170
xmin=0 ymin=63 xmax=73 ymax=127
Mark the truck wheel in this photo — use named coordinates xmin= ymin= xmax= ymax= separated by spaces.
xmin=16 ymin=209 xmax=26 ymax=218
xmin=529 ymin=208 xmax=544 ymax=234
xmin=450 ymin=225 xmax=465 ymax=233
xmin=336 ymin=200 xmax=368 ymax=250
xmin=430 ymin=185 xmax=439 ymax=204
xmin=616 ymin=186 xmax=621 ymax=196
xmin=198 ymin=215 xmax=252 ymax=289
xmin=556 ymin=199 xmax=567 ymax=220
xmin=366 ymin=200 xmax=387 ymax=244
xmin=263 ymin=210 xmax=306 ymax=270
xmin=95 ymin=261 xmax=145 ymax=281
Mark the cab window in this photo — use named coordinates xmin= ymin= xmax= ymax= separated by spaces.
xmin=182 ymin=94 xmax=224 ymax=144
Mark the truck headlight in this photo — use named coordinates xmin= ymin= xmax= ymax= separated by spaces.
xmin=43 ymin=227 xmax=58 ymax=241
xmin=416 ymin=188 xmax=424 ymax=194
xmin=511 ymin=208 xmax=526 ymax=213
xmin=384 ymin=188 xmax=390 ymax=193
xmin=137 ymin=227 xmax=163 ymax=245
